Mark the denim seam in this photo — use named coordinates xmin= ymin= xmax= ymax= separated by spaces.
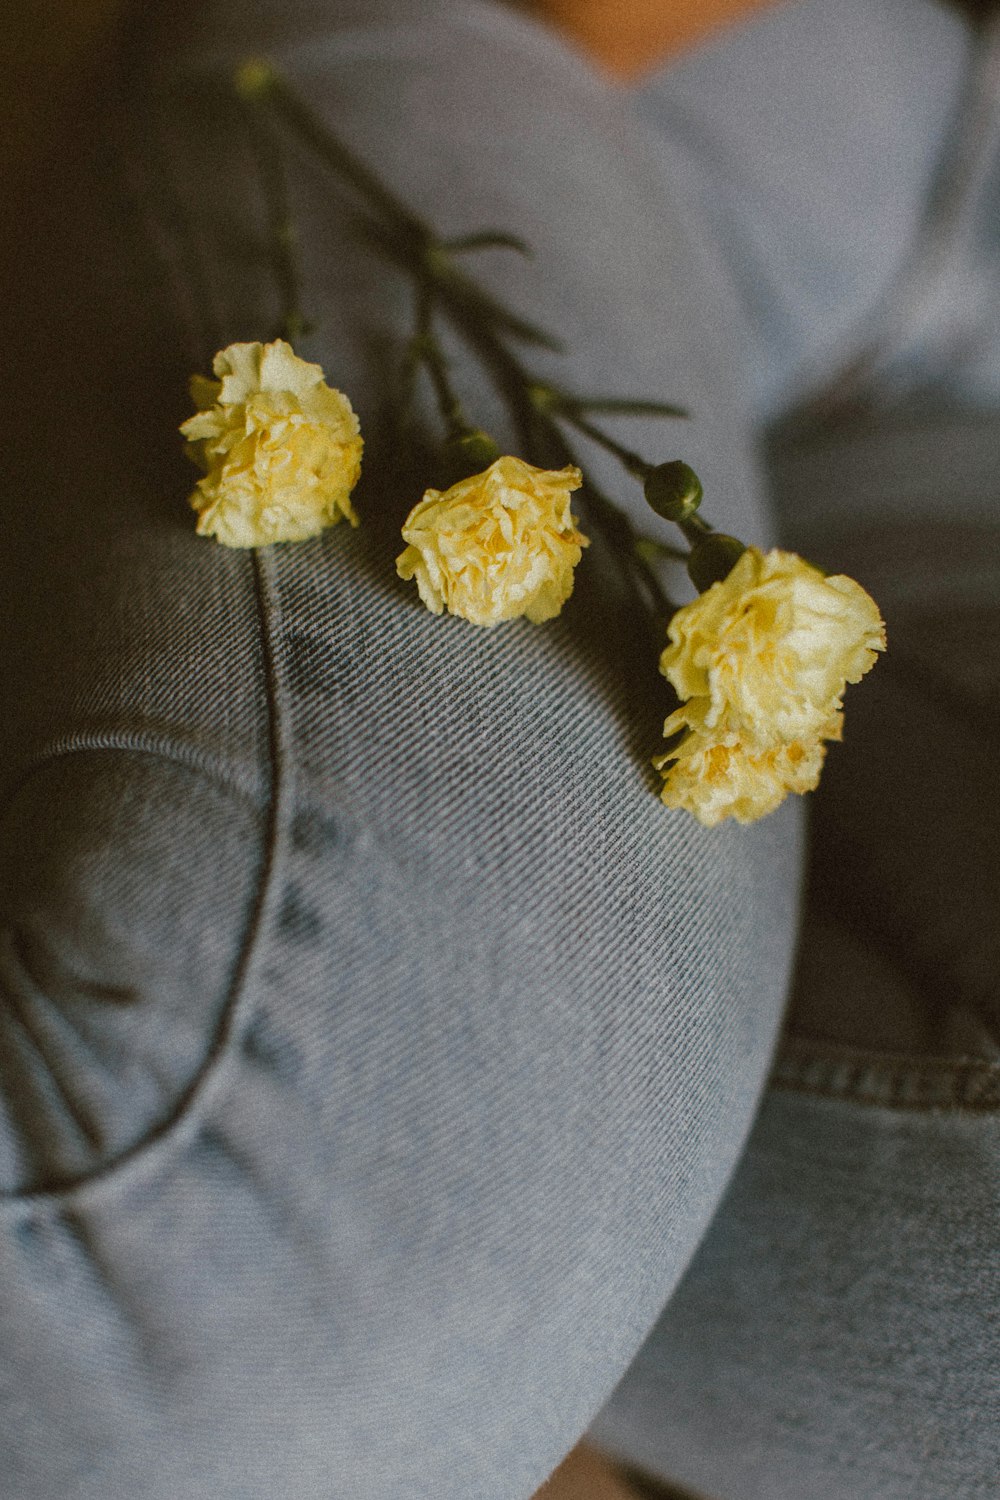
xmin=0 ymin=78 xmax=287 ymax=1221
xmin=770 ymin=1035 xmax=1000 ymax=1113
xmin=0 ymin=739 xmax=267 ymax=816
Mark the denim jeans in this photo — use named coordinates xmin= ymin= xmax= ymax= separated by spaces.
xmin=588 ymin=9 xmax=1000 ymax=1493
xmin=1 ymin=1 xmax=997 ymax=1496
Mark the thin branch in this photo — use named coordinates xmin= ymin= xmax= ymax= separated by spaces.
xmin=243 ymin=96 xmax=310 ymax=341
xmin=442 ymin=231 xmax=533 ymax=258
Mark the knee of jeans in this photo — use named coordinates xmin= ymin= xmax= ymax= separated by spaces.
xmin=0 ymin=749 xmax=266 ymax=1196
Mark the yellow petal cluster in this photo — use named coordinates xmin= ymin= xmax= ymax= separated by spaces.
xmin=656 ymin=546 xmax=885 ymax=826
xmin=654 ymin=730 xmax=830 ymax=827
xmin=180 ymin=340 xmax=363 ymax=547
xmin=395 ymin=455 xmax=589 ymax=627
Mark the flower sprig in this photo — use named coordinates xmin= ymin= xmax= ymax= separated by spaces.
xmin=177 ymin=59 xmax=886 ymax=827
xmin=180 ymin=339 xmax=362 ymax=546
xmin=231 ymin=58 xmax=682 ymax=626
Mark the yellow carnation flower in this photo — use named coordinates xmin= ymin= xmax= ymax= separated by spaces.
xmin=654 ymin=546 xmax=884 ymax=824
xmin=395 ymin=455 xmax=589 ymax=627
xmin=180 ymin=340 xmax=363 ymax=547
xmin=660 ymin=546 xmax=885 ymax=749
xmin=653 ymin=730 xmax=829 ymax=828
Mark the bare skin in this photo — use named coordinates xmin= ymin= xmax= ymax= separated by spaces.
xmin=536 ymin=1443 xmax=644 ymax=1498
xmin=522 ymin=0 xmax=784 ymax=79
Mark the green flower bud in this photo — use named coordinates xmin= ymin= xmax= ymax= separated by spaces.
xmin=687 ymin=533 xmax=747 ymax=593
xmin=643 ymin=461 xmax=703 ymax=523
xmin=438 ymin=429 xmax=502 ymax=483
xmin=526 ymin=383 xmax=559 ymax=414
xmin=449 ymin=429 xmax=501 ymax=467
xmin=234 ymin=58 xmax=275 ymax=101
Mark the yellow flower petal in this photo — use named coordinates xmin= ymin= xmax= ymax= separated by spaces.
xmin=654 ymin=729 xmax=827 ymax=827
xmin=180 ymin=340 xmax=363 ymax=547
xmin=660 ymin=547 xmax=885 ymax=750
xmin=654 ymin=545 xmax=885 ymax=824
xmin=395 ymin=455 xmax=589 ymax=627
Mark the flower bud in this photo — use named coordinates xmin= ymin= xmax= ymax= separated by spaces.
xmin=526 ymin=383 xmax=559 ymax=413
xmin=439 ymin=429 xmax=502 ymax=482
xmin=452 ymin=429 xmax=501 ymax=466
xmin=687 ymin=533 xmax=746 ymax=592
xmin=234 ymin=58 xmax=275 ymax=101
xmin=643 ymin=461 xmax=703 ymax=523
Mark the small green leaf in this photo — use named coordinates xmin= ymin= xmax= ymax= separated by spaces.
xmin=442 ymin=231 xmax=533 ymax=258
xmin=563 ymin=396 xmax=689 ymax=419
xmin=455 ymin=285 xmax=564 ymax=351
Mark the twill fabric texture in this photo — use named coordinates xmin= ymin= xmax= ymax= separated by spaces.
xmin=0 ymin=2 xmax=799 ymax=1497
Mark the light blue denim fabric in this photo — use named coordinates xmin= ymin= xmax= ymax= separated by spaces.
xmin=589 ymin=1084 xmax=1000 ymax=1500
xmin=588 ymin=407 xmax=1000 ymax=1500
xmin=2 ymin=0 xmax=997 ymax=1495
xmin=0 ymin=3 xmax=800 ymax=1496
xmin=632 ymin=0 xmax=1000 ymax=419
xmin=587 ymin=5 xmax=1000 ymax=1495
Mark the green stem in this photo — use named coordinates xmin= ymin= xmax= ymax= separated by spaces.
xmin=679 ymin=514 xmax=713 ymax=544
xmin=244 ymin=63 xmax=562 ymax=355
xmin=636 ymin=537 xmax=691 ymax=564
xmin=243 ymin=93 xmax=309 ymax=342
xmin=249 ymin=64 xmax=432 ymax=252
xmin=235 ymin=62 xmax=681 ymax=621
xmin=412 ymin=287 xmax=472 ymax=439
xmin=485 ymin=349 xmax=675 ymax=621
xmin=442 ymin=231 xmax=532 ymax=258
xmin=400 ymin=288 xmax=676 ymax=618
xmin=552 ymin=406 xmax=655 ymax=482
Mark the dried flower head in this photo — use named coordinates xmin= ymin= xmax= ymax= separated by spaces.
xmin=656 ymin=546 xmax=885 ymax=825
xmin=180 ymin=340 xmax=363 ymax=547
xmin=654 ymin=728 xmax=830 ymax=828
xmin=396 ymin=455 xmax=589 ymax=626
xmin=661 ymin=547 xmax=885 ymax=748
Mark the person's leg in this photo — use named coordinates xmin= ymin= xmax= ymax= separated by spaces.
xmin=0 ymin=3 xmax=801 ymax=1495
xmin=632 ymin=0 xmax=987 ymax=419
xmin=588 ymin=5 xmax=1000 ymax=1492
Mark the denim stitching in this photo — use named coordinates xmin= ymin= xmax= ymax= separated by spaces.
xmin=0 ymin=65 xmax=285 ymax=1219
xmin=1 ymin=740 xmax=267 ymax=816
xmin=770 ymin=1035 xmax=1000 ymax=1112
